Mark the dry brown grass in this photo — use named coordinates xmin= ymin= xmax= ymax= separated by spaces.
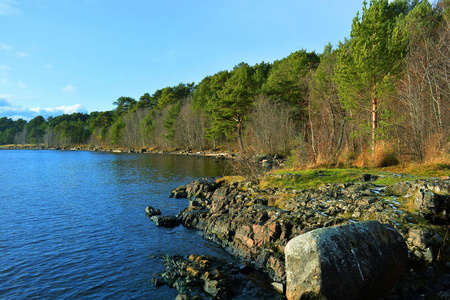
xmin=215 ymin=176 xmax=247 ymax=185
xmin=266 ymin=192 xmax=293 ymax=210
xmin=400 ymin=195 xmax=416 ymax=214
xmin=403 ymin=162 xmax=450 ymax=177
xmin=0 ymin=144 xmax=35 ymax=148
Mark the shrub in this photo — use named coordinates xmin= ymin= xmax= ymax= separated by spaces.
xmin=375 ymin=148 xmax=399 ymax=167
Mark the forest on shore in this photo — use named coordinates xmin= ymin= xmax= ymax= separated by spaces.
xmin=1 ymin=0 xmax=449 ymax=167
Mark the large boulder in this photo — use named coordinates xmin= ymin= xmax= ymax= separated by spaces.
xmin=285 ymin=221 xmax=407 ymax=300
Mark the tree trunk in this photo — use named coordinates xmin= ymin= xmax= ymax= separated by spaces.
xmin=372 ymin=96 xmax=377 ymax=156
xmin=308 ymin=99 xmax=317 ymax=162
xmin=237 ymin=121 xmax=244 ymax=152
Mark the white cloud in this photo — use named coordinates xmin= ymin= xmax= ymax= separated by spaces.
xmin=0 ymin=43 xmax=12 ymax=50
xmin=0 ymin=0 xmax=21 ymax=15
xmin=44 ymin=63 xmax=54 ymax=69
xmin=30 ymin=104 xmax=85 ymax=116
xmin=63 ymin=84 xmax=75 ymax=93
xmin=0 ymin=98 xmax=86 ymax=120
xmin=46 ymin=104 xmax=84 ymax=114
xmin=29 ymin=106 xmax=41 ymax=113
xmin=0 ymin=65 xmax=10 ymax=71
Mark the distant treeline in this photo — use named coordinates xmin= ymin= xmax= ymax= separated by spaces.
xmin=1 ymin=0 xmax=449 ymax=166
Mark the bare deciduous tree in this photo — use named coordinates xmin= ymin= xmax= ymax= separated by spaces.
xmin=245 ymin=95 xmax=297 ymax=155
xmin=175 ymin=99 xmax=206 ymax=150
xmin=399 ymin=5 xmax=450 ymax=160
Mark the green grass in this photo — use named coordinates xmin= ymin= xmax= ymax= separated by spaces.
xmin=260 ymin=168 xmax=429 ymax=190
xmin=261 ymin=169 xmax=362 ymax=190
xmin=372 ymin=173 xmax=417 ymax=185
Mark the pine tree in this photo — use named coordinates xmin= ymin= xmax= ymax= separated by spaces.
xmin=209 ymin=64 xmax=255 ymax=151
xmin=334 ymin=0 xmax=410 ymax=155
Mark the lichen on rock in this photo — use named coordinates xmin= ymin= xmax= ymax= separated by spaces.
xmin=285 ymin=221 xmax=408 ymax=300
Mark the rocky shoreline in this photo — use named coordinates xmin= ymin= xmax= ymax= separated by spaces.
xmin=1 ymin=145 xmax=237 ymax=160
xmin=149 ymin=175 xmax=450 ymax=299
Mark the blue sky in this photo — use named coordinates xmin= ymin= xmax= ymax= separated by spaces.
xmin=1 ymin=0 xmax=365 ymax=120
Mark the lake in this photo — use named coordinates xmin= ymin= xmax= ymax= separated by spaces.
xmin=0 ymin=150 xmax=232 ymax=299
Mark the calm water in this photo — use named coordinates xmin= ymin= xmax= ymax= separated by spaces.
xmin=0 ymin=150 xmax=231 ymax=299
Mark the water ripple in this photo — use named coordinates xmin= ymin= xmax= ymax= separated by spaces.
xmin=0 ymin=150 xmax=230 ymax=299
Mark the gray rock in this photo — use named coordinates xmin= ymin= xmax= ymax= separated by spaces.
xmin=151 ymin=215 xmax=181 ymax=228
xmin=175 ymin=293 xmax=204 ymax=300
xmin=170 ymin=185 xmax=188 ymax=198
xmin=145 ymin=206 xmax=162 ymax=216
xmin=414 ymin=189 xmax=449 ymax=223
xmin=391 ymin=180 xmax=450 ymax=223
xmin=285 ymin=220 xmax=408 ymax=300
xmin=271 ymin=282 xmax=284 ymax=294
xmin=153 ymin=254 xmax=285 ymax=300
xmin=170 ymin=177 xmax=449 ymax=298
xmin=407 ymin=227 xmax=444 ymax=264
xmin=186 ymin=177 xmax=221 ymax=199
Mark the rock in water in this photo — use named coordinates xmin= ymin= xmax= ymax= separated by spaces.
xmin=285 ymin=220 xmax=407 ymax=300
xmin=151 ymin=215 xmax=181 ymax=228
xmin=153 ymin=255 xmax=285 ymax=300
xmin=145 ymin=206 xmax=162 ymax=216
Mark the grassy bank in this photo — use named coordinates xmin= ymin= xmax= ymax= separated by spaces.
xmin=259 ymin=163 xmax=450 ymax=190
